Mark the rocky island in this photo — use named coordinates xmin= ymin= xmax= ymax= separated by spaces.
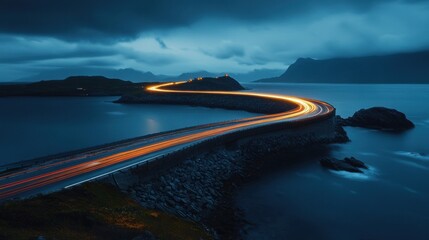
xmin=165 ymin=76 xmax=245 ymax=91
xmin=338 ymin=107 xmax=414 ymax=131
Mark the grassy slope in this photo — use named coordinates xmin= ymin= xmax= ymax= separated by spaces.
xmin=0 ymin=182 xmax=211 ymax=240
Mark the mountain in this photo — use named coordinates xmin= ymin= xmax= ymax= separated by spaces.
xmin=16 ymin=67 xmax=284 ymax=84
xmin=231 ymin=69 xmax=285 ymax=82
xmin=257 ymin=50 xmax=429 ymax=83
xmin=162 ymin=71 xmax=220 ymax=82
xmin=163 ymin=69 xmax=284 ymax=82
xmin=17 ymin=67 xmax=166 ymax=83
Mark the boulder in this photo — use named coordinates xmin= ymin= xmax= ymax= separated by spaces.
xmin=344 ymin=157 xmax=368 ymax=169
xmin=320 ymin=157 xmax=368 ymax=173
xmin=339 ymin=107 xmax=414 ymax=131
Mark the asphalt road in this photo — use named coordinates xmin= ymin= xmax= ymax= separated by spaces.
xmin=0 ymin=81 xmax=334 ymax=200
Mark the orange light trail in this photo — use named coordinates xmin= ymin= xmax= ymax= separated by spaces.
xmin=0 ymin=81 xmax=334 ymax=200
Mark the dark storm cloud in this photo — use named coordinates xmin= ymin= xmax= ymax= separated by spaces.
xmin=204 ymin=43 xmax=245 ymax=59
xmin=1 ymin=0 xmax=424 ymax=40
xmin=122 ymin=49 xmax=176 ymax=65
xmin=1 ymin=0 xmax=429 ymax=81
xmin=0 ymin=47 xmax=116 ymax=64
xmin=0 ymin=36 xmax=116 ymax=64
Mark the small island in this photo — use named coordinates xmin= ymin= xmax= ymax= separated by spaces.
xmin=338 ymin=107 xmax=415 ymax=131
xmin=164 ymin=75 xmax=245 ymax=91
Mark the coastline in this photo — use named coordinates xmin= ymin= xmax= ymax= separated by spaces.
xmin=0 ymin=80 xmax=341 ymax=239
xmin=107 ymin=117 xmax=348 ymax=239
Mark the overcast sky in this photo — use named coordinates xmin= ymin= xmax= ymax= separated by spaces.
xmin=1 ymin=0 xmax=429 ymax=80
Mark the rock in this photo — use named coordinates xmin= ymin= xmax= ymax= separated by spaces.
xmin=166 ymin=198 xmax=176 ymax=206
xmin=124 ymin=123 xmax=349 ymax=238
xmin=344 ymin=157 xmax=368 ymax=169
xmin=320 ymin=157 xmax=368 ymax=173
xmin=340 ymin=107 xmax=414 ymax=131
xmin=333 ymin=117 xmax=350 ymax=142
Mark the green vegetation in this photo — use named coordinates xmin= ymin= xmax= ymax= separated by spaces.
xmin=0 ymin=182 xmax=212 ymax=240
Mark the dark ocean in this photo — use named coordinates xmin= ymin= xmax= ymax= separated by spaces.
xmin=237 ymin=83 xmax=429 ymax=240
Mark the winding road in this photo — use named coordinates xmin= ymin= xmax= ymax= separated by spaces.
xmin=0 ymin=81 xmax=335 ymax=200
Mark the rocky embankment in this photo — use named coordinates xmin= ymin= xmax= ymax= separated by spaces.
xmin=117 ymin=92 xmax=294 ymax=114
xmin=338 ymin=107 xmax=414 ymax=131
xmin=110 ymin=119 xmax=349 ymax=239
xmin=116 ymin=76 xmax=295 ymax=114
xmin=112 ymin=75 xmax=348 ymax=238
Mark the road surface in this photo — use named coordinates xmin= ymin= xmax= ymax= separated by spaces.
xmin=0 ymin=81 xmax=334 ymax=200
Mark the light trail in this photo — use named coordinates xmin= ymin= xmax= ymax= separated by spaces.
xmin=0 ymin=80 xmax=334 ymax=200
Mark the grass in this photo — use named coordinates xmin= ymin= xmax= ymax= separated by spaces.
xmin=0 ymin=182 xmax=212 ymax=240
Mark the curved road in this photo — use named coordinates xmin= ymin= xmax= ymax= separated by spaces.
xmin=0 ymin=81 xmax=334 ymax=200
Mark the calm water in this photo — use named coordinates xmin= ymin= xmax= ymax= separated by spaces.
xmin=238 ymin=83 xmax=429 ymax=240
xmin=0 ymin=97 xmax=257 ymax=165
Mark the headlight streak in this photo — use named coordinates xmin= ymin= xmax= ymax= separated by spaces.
xmin=0 ymin=81 xmax=334 ymax=199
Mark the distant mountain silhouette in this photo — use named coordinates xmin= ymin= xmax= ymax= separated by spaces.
xmin=17 ymin=68 xmax=283 ymax=83
xmin=17 ymin=67 xmax=167 ymax=83
xmin=164 ymin=69 xmax=284 ymax=82
xmin=162 ymin=71 xmax=220 ymax=82
xmin=232 ymin=69 xmax=285 ymax=82
xmin=257 ymin=50 xmax=429 ymax=83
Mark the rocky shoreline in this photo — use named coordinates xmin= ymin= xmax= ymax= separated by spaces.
xmin=112 ymin=78 xmax=344 ymax=239
xmin=109 ymin=119 xmax=349 ymax=239
xmin=112 ymin=106 xmax=413 ymax=239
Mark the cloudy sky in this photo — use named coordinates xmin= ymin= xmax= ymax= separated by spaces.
xmin=1 ymin=0 xmax=429 ymax=81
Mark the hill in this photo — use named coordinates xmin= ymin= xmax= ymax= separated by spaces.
xmin=257 ymin=50 xmax=429 ymax=83
xmin=0 ymin=76 xmax=151 ymax=97
xmin=15 ymin=68 xmax=283 ymax=83
xmin=163 ymin=69 xmax=284 ymax=82
xmin=166 ymin=76 xmax=245 ymax=91
xmin=16 ymin=68 xmax=166 ymax=83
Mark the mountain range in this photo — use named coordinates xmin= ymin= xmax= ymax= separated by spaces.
xmin=257 ymin=50 xmax=429 ymax=83
xmin=16 ymin=68 xmax=283 ymax=83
